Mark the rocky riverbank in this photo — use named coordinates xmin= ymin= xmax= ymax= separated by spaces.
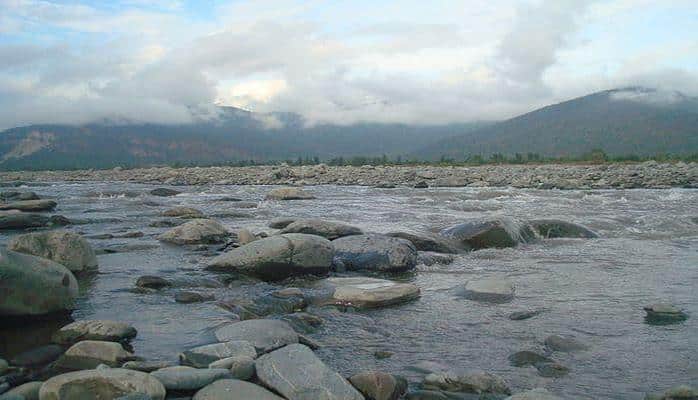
xmin=1 ymin=161 xmax=697 ymax=189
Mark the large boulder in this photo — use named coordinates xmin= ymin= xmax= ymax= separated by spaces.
xmin=279 ymin=219 xmax=362 ymax=240
xmin=0 ymin=200 xmax=57 ymax=212
xmin=52 ymin=320 xmax=137 ymax=345
xmin=529 ymin=219 xmax=598 ymax=239
xmin=440 ymin=218 xmax=534 ymax=250
xmin=207 ymin=234 xmax=333 ymax=281
xmin=158 ymin=219 xmax=230 ymax=245
xmin=422 ymin=370 xmax=510 ymax=395
xmin=385 ymin=232 xmax=460 ymax=254
xmin=179 ymin=341 xmax=257 ymax=368
xmin=214 ymin=320 xmax=298 ymax=353
xmin=265 ymin=187 xmax=316 ymax=200
xmin=39 ymin=368 xmax=166 ymax=400
xmin=317 ymin=277 xmax=420 ymax=310
xmin=0 ymin=249 xmax=78 ymax=317
xmin=348 ymin=371 xmax=407 ymax=400
xmin=193 ymin=379 xmax=284 ymax=400
xmin=461 ymin=277 xmax=515 ymax=303
xmin=256 ymin=344 xmax=364 ymax=400
xmin=150 ymin=366 xmax=232 ymax=391
xmin=8 ymin=231 xmax=98 ymax=273
xmin=54 ymin=340 xmax=134 ymax=370
xmin=0 ymin=211 xmax=49 ymax=230
xmin=332 ymin=234 xmax=417 ymax=272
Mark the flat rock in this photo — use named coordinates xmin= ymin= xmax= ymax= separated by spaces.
xmin=265 ymin=187 xmax=316 ymax=200
xmin=318 ymin=277 xmax=420 ymax=309
xmin=8 ymin=230 xmax=97 ymax=273
xmin=158 ymin=219 xmax=230 ymax=245
xmin=280 ymin=219 xmax=362 ymax=240
xmin=461 ymin=277 xmax=515 ymax=303
xmin=255 ymin=344 xmax=364 ymax=400
xmin=39 ymin=368 xmax=166 ymax=400
xmin=135 ymin=275 xmax=172 ymax=289
xmin=193 ymin=379 xmax=284 ymax=400
xmin=332 ymin=234 xmax=418 ymax=272
xmin=52 ymin=320 xmax=137 ymax=345
xmin=54 ymin=340 xmax=134 ymax=370
xmin=179 ymin=341 xmax=256 ymax=368
xmin=122 ymin=360 xmax=175 ymax=373
xmin=0 ymin=211 xmax=50 ymax=230
xmin=422 ymin=370 xmax=510 ymax=395
xmin=348 ymin=371 xmax=407 ymax=400
xmin=386 ymin=232 xmax=460 ymax=254
xmin=0 ymin=200 xmax=56 ymax=212
xmin=150 ymin=366 xmax=232 ymax=391
xmin=163 ymin=207 xmax=205 ymax=218
xmin=214 ymin=319 xmax=298 ymax=353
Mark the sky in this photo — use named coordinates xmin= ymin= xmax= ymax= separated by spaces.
xmin=0 ymin=0 xmax=697 ymax=129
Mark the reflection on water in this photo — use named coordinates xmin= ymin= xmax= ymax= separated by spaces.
xmin=1 ymin=183 xmax=697 ymax=399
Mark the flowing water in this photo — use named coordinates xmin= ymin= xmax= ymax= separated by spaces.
xmin=1 ymin=182 xmax=697 ymax=399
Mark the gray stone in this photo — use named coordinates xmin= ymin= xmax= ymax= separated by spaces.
xmin=54 ymin=340 xmax=134 ymax=370
xmin=508 ymin=309 xmax=545 ymax=320
xmin=158 ymin=219 xmax=230 ymax=245
xmin=422 ymin=370 xmax=510 ymax=395
xmin=39 ymin=368 xmax=166 ymax=400
xmin=52 ymin=320 xmax=137 ymax=345
xmin=8 ymin=231 xmax=97 ymax=273
xmin=150 ymin=366 xmax=232 ymax=391
xmin=0 ymin=249 xmax=78 ymax=317
xmin=386 ymin=232 xmax=460 ymax=254
xmin=214 ymin=320 xmax=298 ymax=353
xmin=280 ymin=219 xmax=362 ymax=240
xmin=461 ymin=277 xmax=515 ymax=303
xmin=255 ymin=344 xmax=364 ymax=400
xmin=544 ymin=335 xmax=588 ymax=352
xmin=122 ymin=360 xmax=175 ymax=373
xmin=649 ymin=385 xmax=698 ymax=400
xmin=332 ymin=234 xmax=418 ymax=272
xmin=0 ymin=191 xmax=39 ymax=202
xmin=208 ymin=356 xmax=255 ymax=380
xmin=265 ymin=187 xmax=316 ymax=200
xmin=534 ymin=362 xmax=569 ymax=378
xmin=0 ymin=200 xmax=56 ymax=212
xmin=150 ymin=188 xmax=180 ymax=197
xmin=508 ymin=351 xmax=553 ymax=367
xmin=0 ymin=211 xmax=50 ymax=230
xmin=179 ymin=341 xmax=256 ymax=368
xmin=644 ymin=304 xmax=688 ymax=324
xmin=162 ymin=207 xmax=205 ymax=218
xmin=175 ymin=291 xmax=215 ymax=303
xmin=440 ymin=218 xmax=535 ymax=250
xmin=348 ymin=371 xmax=407 ymax=400
xmin=135 ymin=275 xmax=171 ymax=290
xmin=318 ymin=277 xmax=420 ymax=310
xmin=505 ymin=388 xmax=563 ymax=400
xmin=1 ymin=381 xmax=42 ymax=400
xmin=193 ymin=379 xmax=283 ymax=400
xmin=530 ymin=219 xmax=598 ymax=239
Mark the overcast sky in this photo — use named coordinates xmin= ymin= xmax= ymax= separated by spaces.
xmin=1 ymin=0 xmax=697 ymax=129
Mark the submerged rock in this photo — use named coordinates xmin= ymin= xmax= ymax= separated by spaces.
xmin=544 ymin=335 xmax=589 ymax=352
xmin=193 ymin=379 xmax=284 ymax=400
xmin=509 ymin=309 xmax=545 ymax=321
xmin=332 ymin=234 xmax=418 ymax=272
xmin=8 ymin=231 xmax=98 ymax=273
xmin=0 ymin=200 xmax=56 ymax=212
xmin=534 ymin=362 xmax=569 ymax=378
xmin=207 ymin=234 xmax=334 ymax=281
xmin=422 ymin=370 xmax=510 ymax=395
xmin=150 ymin=187 xmax=180 ymax=197
xmin=508 ymin=351 xmax=553 ymax=367
xmin=0 ymin=191 xmax=39 ymax=201
xmin=179 ymin=341 xmax=257 ymax=368
xmin=0 ymin=249 xmax=78 ymax=317
xmin=218 ymin=292 xmax=307 ymax=320
xmin=54 ymin=340 xmax=134 ymax=370
xmin=348 ymin=371 xmax=407 ymax=400
xmin=162 ymin=207 xmax=205 ymax=218
xmin=646 ymin=385 xmax=698 ymax=400
xmin=386 ymin=232 xmax=460 ymax=254
xmin=135 ymin=275 xmax=172 ymax=290
xmin=318 ymin=277 xmax=420 ymax=310
xmin=530 ymin=219 xmax=598 ymax=239
xmin=280 ymin=219 xmax=362 ymax=240
xmin=256 ymin=344 xmax=364 ymax=400
xmin=214 ymin=319 xmax=298 ymax=353
xmin=461 ymin=277 xmax=515 ymax=303
xmin=505 ymin=388 xmax=563 ymax=400
xmin=440 ymin=218 xmax=534 ymax=250
xmin=175 ymin=291 xmax=215 ymax=303
xmin=52 ymin=320 xmax=137 ymax=345
xmin=644 ymin=304 xmax=688 ymax=325
xmin=150 ymin=366 xmax=232 ymax=391
xmin=39 ymin=368 xmax=166 ymax=400
xmin=0 ymin=211 xmax=50 ymax=230
xmin=158 ymin=219 xmax=230 ymax=245
xmin=265 ymin=187 xmax=316 ymax=200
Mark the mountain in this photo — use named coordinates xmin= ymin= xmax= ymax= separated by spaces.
xmin=418 ymin=87 xmax=698 ymax=160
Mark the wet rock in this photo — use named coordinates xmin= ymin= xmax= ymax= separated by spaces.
xmin=281 ymin=312 xmax=324 ymax=334
xmin=175 ymin=291 xmax=215 ymax=303
xmin=544 ymin=335 xmax=588 ymax=352
xmin=207 ymin=234 xmax=333 ymax=281
xmin=236 ymin=228 xmax=257 ymax=245
xmin=423 ymin=370 xmax=510 ymax=395
xmin=0 ymin=200 xmax=56 ymax=212
xmin=1 ymin=381 xmax=42 ymax=400
xmin=214 ymin=320 xmax=298 ymax=353
xmin=179 ymin=341 xmax=256 ymax=368
xmin=534 ymin=362 xmax=569 ymax=378
xmin=505 ymin=388 xmax=563 ymax=400
xmin=386 ymin=232 xmax=460 ymax=254
xmin=193 ymin=379 xmax=284 ymax=400
xmin=508 ymin=351 xmax=553 ymax=367
xmin=280 ymin=219 xmax=362 ymax=240
xmin=646 ymin=385 xmax=698 ymax=400
xmin=461 ymin=277 xmax=515 ymax=303
xmin=0 ymin=191 xmax=39 ymax=202
xmin=208 ymin=356 xmax=255 ymax=380
xmin=332 ymin=234 xmax=418 ymax=272
xmin=52 ymin=320 xmax=137 ymax=345
xmin=0 ymin=211 xmax=50 ymax=230
xmin=440 ymin=218 xmax=535 ymax=250
xmin=0 ymin=249 xmax=78 ymax=317
xmin=48 ymin=215 xmax=71 ymax=227
xmin=150 ymin=188 xmax=180 ymax=197
xmin=135 ymin=276 xmax=172 ymax=290
xmin=11 ymin=345 xmax=64 ymax=368
xmin=318 ymin=277 xmax=420 ymax=310
xmin=8 ymin=231 xmax=97 ymax=273
xmin=149 ymin=219 xmax=183 ymax=227
xmin=163 ymin=207 xmax=205 ymax=219
xmin=219 ymin=292 xmax=307 ymax=320
xmin=158 ymin=219 xmax=230 ymax=245
xmin=122 ymin=360 xmax=175 ymax=373
xmin=373 ymin=351 xmax=393 ymax=360
xmin=96 ymin=244 xmax=160 ymax=255
xmin=150 ymin=366 xmax=232 ymax=391
xmin=530 ymin=219 xmax=598 ymax=239
xmin=348 ymin=371 xmax=407 ymax=400
xmin=644 ymin=304 xmax=688 ymax=325
xmin=39 ymin=368 xmax=166 ymax=400
xmin=265 ymin=187 xmax=316 ymax=200
xmin=217 ymin=196 xmax=243 ymax=202
xmin=417 ymin=252 xmax=455 ymax=266
xmin=414 ymin=181 xmax=429 ymax=189
xmin=508 ymin=309 xmax=545 ymax=321
xmin=256 ymin=344 xmax=364 ymax=400
xmin=54 ymin=340 xmax=134 ymax=370
xmin=269 ymin=217 xmax=297 ymax=229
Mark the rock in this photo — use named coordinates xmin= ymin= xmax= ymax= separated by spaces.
xmin=0 ymin=200 xmax=56 ymax=212
xmin=214 ymin=320 xmax=298 ymax=353
xmin=39 ymin=368 xmax=166 ymax=400
xmin=461 ymin=277 xmax=515 ymax=303
xmin=414 ymin=181 xmax=429 ymax=189
xmin=135 ymin=276 xmax=172 ymax=290
xmin=348 ymin=371 xmax=407 ymax=400
xmin=422 ymin=370 xmax=510 ymax=395
xmin=505 ymin=388 xmax=563 ymax=400
xmin=268 ymin=217 xmax=297 ymax=229
xmin=175 ymin=291 xmax=215 ymax=303
xmin=2 ymin=381 xmax=42 ymax=400
xmin=280 ymin=312 xmax=324 ymax=334
xmin=11 ymin=345 xmax=64 ymax=367
xmin=52 ymin=320 xmax=137 ymax=345
xmin=373 ymin=351 xmax=393 ymax=360
xmin=544 ymin=335 xmax=588 ymax=352
xmin=0 ymin=191 xmax=39 ymax=201
xmin=265 ymin=187 xmax=316 ymax=200
xmin=193 ymin=379 xmax=284 ymax=400
xmin=54 ymin=340 xmax=134 ymax=370
xmin=508 ymin=351 xmax=553 ymax=367
xmin=530 ymin=219 xmax=598 ymax=239
xmin=0 ymin=211 xmax=50 ymax=230
xmin=162 ymin=207 xmax=205 ymax=218
xmin=405 ymin=390 xmax=448 ymax=400
xmin=219 ymin=292 xmax=307 ymax=320
xmin=509 ymin=309 xmax=545 ymax=320
xmin=0 ymin=249 xmax=78 ymax=316
xmin=644 ymin=304 xmax=688 ymax=324
xmin=122 ymin=360 xmax=174 ymax=373
xmin=256 ymin=344 xmax=364 ymax=400
xmin=236 ymin=228 xmax=257 ymax=245
xmin=158 ymin=219 xmax=230 ymax=245
xmin=280 ymin=219 xmax=362 ymax=240
xmin=179 ymin=341 xmax=256 ymax=368
xmin=150 ymin=366 xmax=232 ymax=391
xmin=8 ymin=231 xmax=97 ymax=273
xmin=149 ymin=219 xmax=183 ymax=228
xmin=332 ymin=234 xmax=418 ymax=272
xmin=534 ymin=362 xmax=569 ymax=378
xmin=648 ymin=385 xmax=698 ymax=400
xmin=386 ymin=232 xmax=459 ymax=254
xmin=207 ymin=234 xmax=333 ymax=281
xmin=440 ymin=218 xmax=535 ymax=250
xmin=417 ymin=252 xmax=455 ymax=266
xmin=0 ymin=359 xmax=7 ymax=375
xmin=318 ymin=277 xmax=420 ymax=309
xmin=150 ymin=188 xmax=180 ymax=197
xmin=208 ymin=356 xmax=255 ymax=380
xmin=48 ymin=215 xmax=71 ymax=226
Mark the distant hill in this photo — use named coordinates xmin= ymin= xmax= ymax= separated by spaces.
xmin=418 ymin=87 xmax=698 ymax=160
